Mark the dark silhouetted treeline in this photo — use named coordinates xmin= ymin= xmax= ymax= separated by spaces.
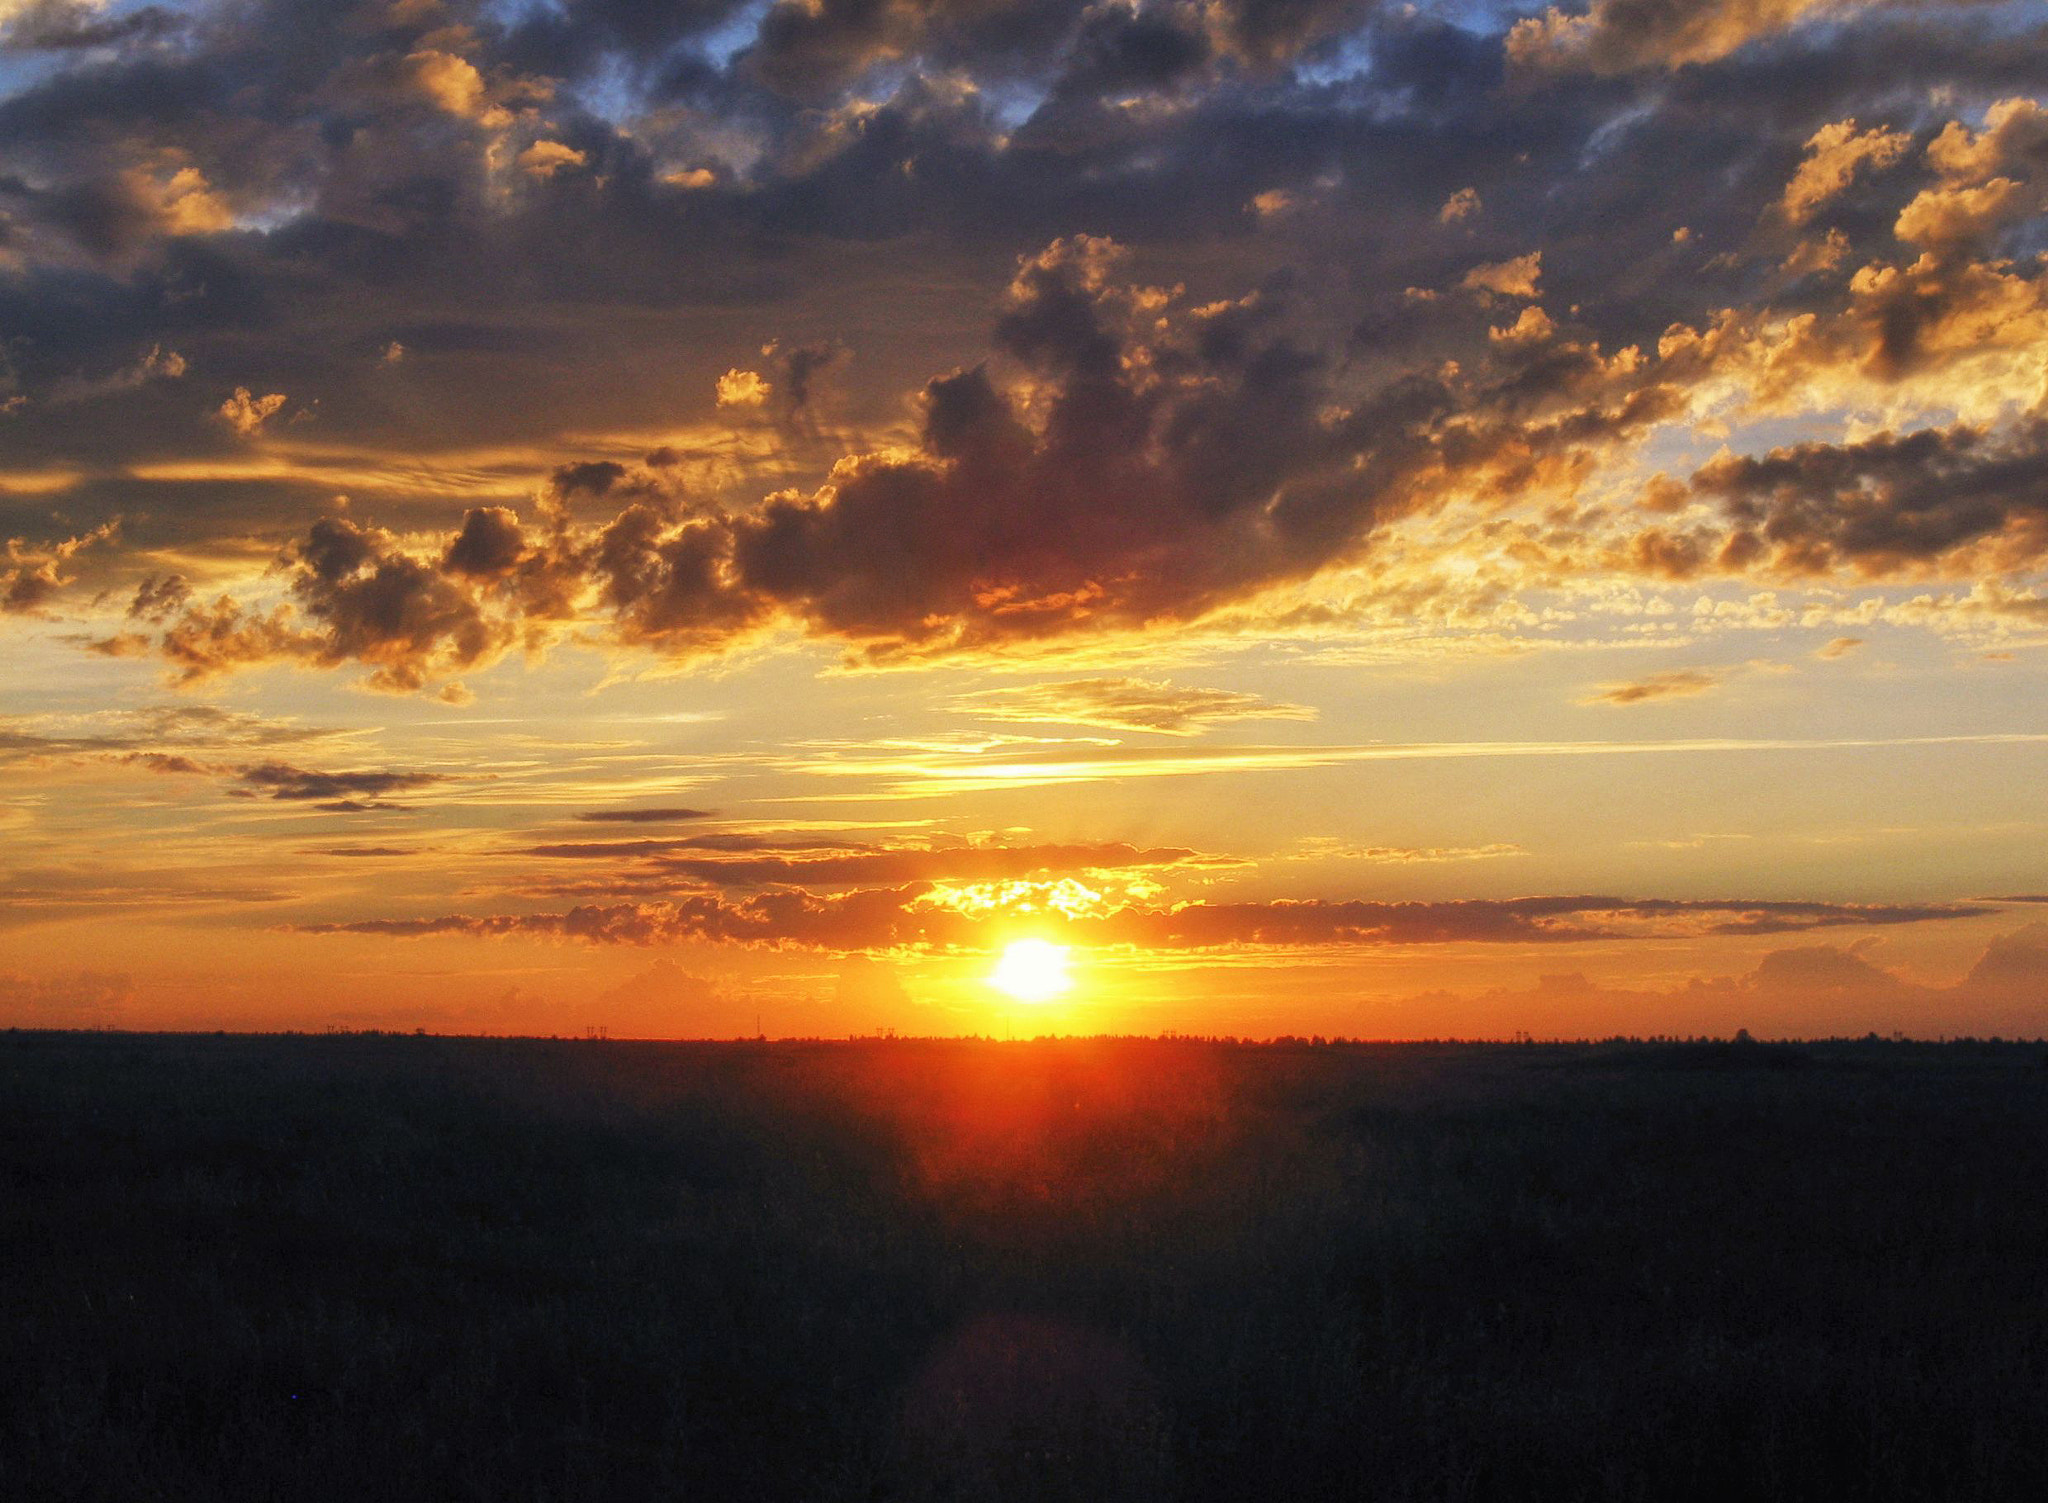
xmin=5 ymin=1031 xmax=2047 ymax=1501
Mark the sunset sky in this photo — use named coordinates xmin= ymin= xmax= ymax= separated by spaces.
xmin=3 ymin=0 xmax=2046 ymax=1038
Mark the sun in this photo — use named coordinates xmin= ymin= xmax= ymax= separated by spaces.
xmin=990 ymin=939 xmax=1073 ymax=1003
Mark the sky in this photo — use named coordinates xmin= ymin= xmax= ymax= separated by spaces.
xmin=2 ymin=0 xmax=2046 ymax=1039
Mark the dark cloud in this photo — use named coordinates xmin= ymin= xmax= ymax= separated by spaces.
xmin=115 ymin=234 xmax=1527 ymax=678
xmin=1691 ymin=418 xmax=2048 ymax=575
xmin=1 ymin=3 xmax=184 ymax=53
xmin=125 ymin=572 xmax=191 ymax=621
xmin=0 ymin=0 xmax=2043 ymax=679
xmin=232 ymin=761 xmax=447 ymax=806
xmin=442 ymin=506 xmax=527 ymax=579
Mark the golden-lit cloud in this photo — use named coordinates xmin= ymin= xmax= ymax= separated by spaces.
xmin=715 ymin=369 xmax=771 ymax=408
xmin=1508 ymin=0 xmax=1862 ymax=75
xmin=952 ymin=678 xmax=1316 ymax=736
xmin=514 ymin=140 xmax=587 ymax=179
xmin=288 ymin=890 xmax=1991 ymax=953
xmin=217 ymin=388 xmax=287 ymax=438
xmin=1780 ymin=119 xmax=1911 ymax=224
xmin=1460 ymin=251 xmax=1542 ymax=299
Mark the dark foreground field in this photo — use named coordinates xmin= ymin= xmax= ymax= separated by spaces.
xmin=5 ymin=1032 xmax=2048 ymax=1502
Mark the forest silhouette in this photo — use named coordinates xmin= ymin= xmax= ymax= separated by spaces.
xmin=6 ymin=1030 xmax=2046 ymax=1501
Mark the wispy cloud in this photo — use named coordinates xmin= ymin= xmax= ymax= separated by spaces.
xmin=1581 ymin=669 xmax=1729 ymax=706
xmin=774 ymin=734 xmax=2048 ymax=798
xmin=953 ymin=677 xmax=1317 ymax=736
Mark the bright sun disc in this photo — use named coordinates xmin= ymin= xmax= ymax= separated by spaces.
xmin=991 ymin=939 xmax=1072 ymax=1003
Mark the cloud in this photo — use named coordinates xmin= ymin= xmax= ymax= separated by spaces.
xmin=2 ymin=519 xmax=116 ymax=613
xmin=515 ymin=837 xmax=1206 ymax=893
xmin=1690 ymin=419 xmax=2048 ymax=575
xmin=1 ymin=3 xmax=182 ymax=53
xmin=516 ymin=139 xmax=587 ymax=179
xmin=398 ymin=47 xmax=491 ymax=121
xmin=0 ymin=704 xmax=339 ymax=762
xmin=1581 ymin=668 xmax=1728 ymax=705
xmin=588 ymin=959 xmax=734 ymax=1039
xmin=0 ymin=968 xmax=135 ymax=1024
xmin=1780 ymin=118 xmax=1910 ymax=224
xmin=1460 ymin=251 xmax=1542 ymax=299
xmin=288 ymin=889 xmax=1988 ymax=952
xmin=4 ymin=0 xmax=2046 ymax=687
xmin=1365 ymin=925 xmax=2048 ymax=1038
xmin=39 ymin=343 xmax=186 ymax=406
xmin=133 ymin=515 xmax=523 ymax=692
xmin=125 ymin=572 xmax=190 ymax=621
xmin=715 ymin=369 xmax=770 ymax=407
xmin=953 ymin=677 xmax=1317 ymax=735
xmin=575 ymin=806 xmax=717 ymax=824
xmin=1508 ymin=0 xmax=1865 ymax=75
xmin=1290 ymin=838 xmax=1526 ymax=863
xmin=231 ymin=761 xmax=447 ymax=809
xmin=217 ymin=387 xmax=286 ymax=438
xmin=1962 ymin=921 xmax=2048 ymax=997
xmin=119 ymin=233 xmax=1600 ymax=681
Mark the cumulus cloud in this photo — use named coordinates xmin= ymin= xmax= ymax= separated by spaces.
xmin=2 ymin=520 xmax=117 ymax=613
xmin=715 ymin=368 xmax=771 ymax=407
xmin=1368 ymin=926 xmax=2048 ymax=1038
xmin=515 ymin=139 xmax=586 ymax=178
xmin=1780 ymin=118 xmax=1911 ymax=224
xmin=1460 ymin=251 xmax=1542 ymax=299
xmin=0 ymin=0 xmax=2043 ymax=686
xmin=217 ymin=387 xmax=286 ymax=437
xmin=0 ymin=968 xmax=135 ymax=1025
xmin=1689 ymin=419 xmax=2048 ymax=575
xmin=135 ymin=515 xmax=524 ymax=692
xmin=1961 ymin=921 xmax=2048 ymax=998
xmin=119 ymin=231 xmax=1672 ymax=683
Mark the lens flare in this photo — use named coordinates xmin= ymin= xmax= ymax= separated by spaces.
xmin=990 ymin=939 xmax=1073 ymax=1003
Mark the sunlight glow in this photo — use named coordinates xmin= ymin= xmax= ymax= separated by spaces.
xmin=990 ymin=939 xmax=1073 ymax=1004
